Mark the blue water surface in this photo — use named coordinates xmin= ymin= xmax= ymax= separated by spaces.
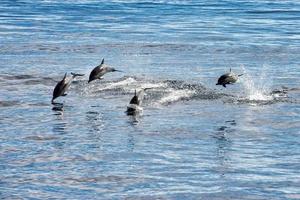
xmin=0 ymin=0 xmax=300 ymax=199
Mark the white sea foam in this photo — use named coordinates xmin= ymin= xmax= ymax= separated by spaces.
xmin=240 ymin=65 xmax=273 ymax=101
xmin=98 ymin=77 xmax=137 ymax=91
xmin=158 ymin=89 xmax=195 ymax=104
xmin=139 ymin=82 xmax=167 ymax=90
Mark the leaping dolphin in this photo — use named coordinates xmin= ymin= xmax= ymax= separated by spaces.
xmin=216 ymin=68 xmax=243 ymax=88
xmin=88 ymin=59 xmax=122 ymax=83
xmin=126 ymin=88 xmax=152 ymax=115
xmin=52 ymin=72 xmax=84 ymax=104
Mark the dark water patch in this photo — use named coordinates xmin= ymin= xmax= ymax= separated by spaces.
xmin=225 ymin=97 xmax=297 ymax=106
xmin=164 ymin=80 xmax=204 ymax=90
xmin=24 ymin=135 xmax=59 ymax=141
xmin=64 ymin=175 xmax=137 ymax=184
xmin=0 ymin=74 xmax=35 ymax=80
xmin=141 ymin=43 xmax=199 ymax=52
xmin=0 ymin=44 xmax=99 ymax=55
xmin=283 ymin=87 xmax=300 ymax=92
xmin=0 ymin=100 xmax=49 ymax=108
xmin=27 ymin=102 xmax=49 ymax=107
xmin=225 ymin=120 xmax=237 ymax=126
xmin=22 ymin=78 xmax=55 ymax=86
xmin=0 ymin=74 xmax=60 ymax=86
xmin=0 ymin=43 xmax=116 ymax=55
xmin=270 ymin=89 xmax=288 ymax=96
xmin=86 ymin=111 xmax=99 ymax=115
xmin=52 ymin=104 xmax=64 ymax=112
xmin=246 ymin=10 xmax=300 ymax=15
xmin=11 ymin=74 xmax=35 ymax=80
xmin=0 ymin=100 xmax=20 ymax=107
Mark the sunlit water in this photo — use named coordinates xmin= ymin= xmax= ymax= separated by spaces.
xmin=1 ymin=1 xmax=300 ymax=199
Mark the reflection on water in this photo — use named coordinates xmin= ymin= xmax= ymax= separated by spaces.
xmin=127 ymin=113 xmax=141 ymax=126
xmin=0 ymin=100 xmax=20 ymax=107
xmin=85 ymin=111 xmax=104 ymax=133
xmin=52 ymin=103 xmax=64 ymax=116
xmin=85 ymin=111 xmax=106 ymax=150
xmin=213 ymin=120 xmax=236 ymax=176
xmin=52 ymin=121 xmax=67 ymax=135
xmin=51 ymin=103 xmax=67 ymax=136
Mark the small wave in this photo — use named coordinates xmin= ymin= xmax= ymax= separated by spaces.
xmin=0 ymin=74 xmax=35 ymax=80
xmin=139 ymin=82 xmax=166 ymax=90
xmin=99 ymin=77 xmax=137 ymax=91
xmin=74 ymin=75 xmax=295 ymax=106
xmin=82 ymin=77 xmax=167 ymax=97
xmin=2 ymin=73 xmax=294 ymax=108
xmin=24 ymin=135 xmax=59 ymax=141
xmin=0 ymin=74 xmax=58 ymax=87
xmin=64 ymin=175 xmax=136 ymax=184
xmin=0 ymin=100 xmax=20 ymax=107
xmin=158 ymin=89 xmax=196 ymax=105
xmin=82 ymin=77 xmax=137 ymax=97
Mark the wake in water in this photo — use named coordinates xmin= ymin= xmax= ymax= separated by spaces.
xmin=229 ymin=65 xmax=292 ymax=105
xmin=72 ymin=75 xmax=293 ymax=107
xmin=0 ymin=73 xmax=297 ymax=109
xmin=239 ymin=65 xmax=273 ymax=101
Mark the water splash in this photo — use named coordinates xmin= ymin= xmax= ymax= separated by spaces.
xmin=240 ymin=65 xmax=273 ymax=102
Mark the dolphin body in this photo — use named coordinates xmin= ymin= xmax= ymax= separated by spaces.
xmin=52 ymin=72 xmax=84 ymax=104
xmin=216 ymin=68 xmax=243 ymax=88
xmin=88 ymin=59 xmax=122 ymax=83
xmin=126 ymin=88 xmax=151 ymax=115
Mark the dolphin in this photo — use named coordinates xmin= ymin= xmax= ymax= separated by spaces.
xmin=51 ymin=72 xmax=84 ymax=104
xmin=216 ymin=68 xmax=243 ymax=88
xmin=126 ymin=88 xmax=152 ymax=115
xmin=88 ymin=59 xmax=122 ymax=83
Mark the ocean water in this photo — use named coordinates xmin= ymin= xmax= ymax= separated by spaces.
xmin=1 ymin=0 xmax=300 ymax=199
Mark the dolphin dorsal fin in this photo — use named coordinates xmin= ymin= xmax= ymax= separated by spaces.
xmin=134 ymin=89 xmax=137 ymax=96
xmin=63 ymin=72 xmax=67 ymax=79
xmin=101 ymin=58 xmax=104 ymax=65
